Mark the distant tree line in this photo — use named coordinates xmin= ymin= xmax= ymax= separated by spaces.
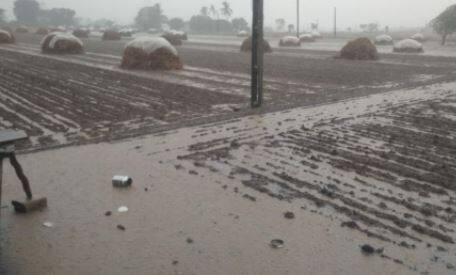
xmin=0 ymin=9 xmax=5 ymax=23
xmin=8 ymin=0 xmax=250 ymax=35
xmin=13 ymin=0 xmax=76 ymax=26
xmin=134 ymin=2 xmax=249 ymax=34
xmin=432 ymin=4 xmax=456 ymax=45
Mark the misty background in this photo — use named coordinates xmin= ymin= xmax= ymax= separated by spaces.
xmin=1 ymin=0 xmax=455 ymax=31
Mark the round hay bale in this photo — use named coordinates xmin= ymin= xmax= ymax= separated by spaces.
xmin=340 ymin=37 xmax=378 ymax=60
xmin=299 ymin=33 xmax=315 ymax=43
xmin=311 ymin=30 xmax=322 ymax=39
xmin=49 ymin=27 xmax=65 ymax=32
xmin=15 ymin=26 xmax=29 ymax=33
xmin=0 ymin=29 xmax=15 ymax=44
xmin=237 ymin=30 xmax=249 ymax=37
xmin=410 ymin=33 xmax=425 ymax=42
xmin=161 ymin=32 xmax=183 ymax=46
xmin=119 ymin=28 xmax=133 ymax=37
xmin=279 ymin=36 xmax=301 ymax=47
xmin=36 ymin=28 xmax=49 ymax=35
xmin=393 ymin=39 xmax=423 ymax=53
xmin=102 ymin=30 xmax=121 ymax=41
xmin=73 ymin=29 xmax=90 ymax=38
xmin=41 ymin=32 xmax=84 ymax=54
xmin=374 ymin=34 xmax=393 ymax=45
xmin=240 ymin=37 xmax=273 ymax=53
xmin=121 ymin=37 xmax=183 ymax=70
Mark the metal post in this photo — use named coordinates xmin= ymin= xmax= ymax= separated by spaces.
xmin=296 ymin=0 xmax=300 ymax=38
xmin=251 ymin=0 xmax=264 ymax=108
xmin=0 ymin=156 xmax=3 ymax=209
xmin=334 ymin=7 xmax=337 ymax=37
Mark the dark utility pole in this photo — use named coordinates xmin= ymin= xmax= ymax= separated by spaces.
xmin=296 ymin=0 xmax=300 ymax=38
xmin=251 ymin=0 xmax=264 ymax=108
xmin=333 ymin=7 xmax=337 ymax=37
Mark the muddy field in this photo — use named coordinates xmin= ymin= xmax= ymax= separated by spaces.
xmin=1 ymin=33 xmax=456 ymax=274
xmin=173 ymin=82 xmax=456 ymax=273
xmin=1 ymin=33 xmax=455 ymax=150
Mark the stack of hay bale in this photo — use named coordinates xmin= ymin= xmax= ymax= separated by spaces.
xmin=41 ymin=32 xmax=84 ymax=54
xmin=311 ymin=30 xmax=322 ymax=39
xmin=299 ymin=33 xmax=315 ymax=43
xmin=15 ymin=26 xmax=28 ymax=33
xmin=393 ymin=39 xmax=424 ymax=53
xmin=121 ymin=37 xmax=183 ymax=70
xmin=102 ymin=30 xmax=121 ymax=41
xmin=237 ymin=30 xmax=249 ymax=37
xmin=374 ymin=34 xmax=393 ymax=45
xmin=340 ymin=37 xmax=378 ymax=60
xmin=0 ymin=28 xmax=15 ymax=43
xmin=35 ymin=28 xmax=49 ymax=35
xmin=240 ymin=37 xmax=273 ymax=53
xmin=73 ymin=29 xmax=90 ymax=38
xmin=279 ymin=36 xmax=301 ymax=47
xmin=410 ymin=33 xmax=425 ymax=42
xmin=161 ymin=30 xmax=187 ymax=46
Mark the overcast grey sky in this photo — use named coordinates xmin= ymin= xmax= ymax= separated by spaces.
xmin=1 ymin=0 xmax=455 ymax=30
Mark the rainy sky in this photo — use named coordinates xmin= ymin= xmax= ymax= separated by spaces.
xmin=1 ymin=0 xmax=455 ymax=30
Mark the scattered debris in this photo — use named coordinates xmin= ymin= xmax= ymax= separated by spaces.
xmin=186 ymin=238 xmax=194 ymax=244
xmin=172 ymin=260 xmax=179 ymax=266
xmin=360 ymin=244 xmax=384 ymax=255
xmin=117 ymin=224 xmax=126 ymax=231
xmin=104 ymin=211 xmax=112 ymax=216
xmin=112 ymin=175 xmax=133 ymax=188
xmin=284 ymin=211 xmax=295 ymax=219
xmin=341 ymin=221 xmax=359 ymax=229
xmin=270 ymin=239 xmax=285 ymax=249
xmin=42 ymin=222 xmax=54 ymax=228
xmin=242 ymin=194 xmax=257 ymax=202
xmin=118 ymin=206 xmax=129 ymax=213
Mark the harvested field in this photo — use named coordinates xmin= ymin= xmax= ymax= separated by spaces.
xmin=0 ymin=34 xmax=455 ymax=151
xmin=1 ymin=33 xmax=456 ymax=274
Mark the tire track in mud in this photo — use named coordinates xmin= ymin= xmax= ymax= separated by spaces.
xmin=173 ymin=83 xmax=456 ymax=272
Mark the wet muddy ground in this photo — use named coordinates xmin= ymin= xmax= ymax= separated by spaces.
xmin=1 ymin=82 xmax=455 ymax=274
xmin=1 ymin=33 xmax=456 ymax=274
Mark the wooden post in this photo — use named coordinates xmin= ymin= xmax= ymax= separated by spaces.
xmin=251 ymin=0 xmax=264 ymax=108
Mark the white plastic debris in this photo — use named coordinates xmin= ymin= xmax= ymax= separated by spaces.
xmin=125 ymin=36 xmax=178 ymax=56
xmin=112 ymin=175 xmax=133 ymax=187
xmin=118 ymin=206 xmax=129 ymax=213
xmin=43 ymin=222 xmax=54 ymax=228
